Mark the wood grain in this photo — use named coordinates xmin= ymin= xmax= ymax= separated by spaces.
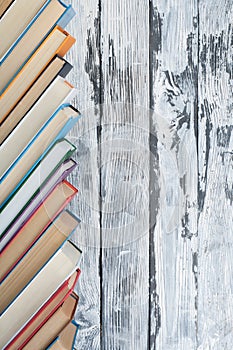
xmin=100 ymin=0 xmax=150 ymax=348
xmin=65 ymin=1 xmax=101 ymax=348
xmin=150 ymin=1 xmax=198 ymax=349
xmin=197 ymin=1 xmax=233 ymax=348
xmin=63 ymin=0 xmax=232 ymax=349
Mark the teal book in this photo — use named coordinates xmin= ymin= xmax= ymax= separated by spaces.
xmin=46 ymin=320 xmax=80 ymax=349
xmin=0 ymin=104 xmax=81 ymax=210
xmin=0 ymin=0 xmax=75 ymax=93
xmin=0 ymin=139 xmax=76 ymax=236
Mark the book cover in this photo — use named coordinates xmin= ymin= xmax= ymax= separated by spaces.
xmin=0 ymin=159 xmax=77 ymax=252
xmin=5 ymin=270 xmax=80 ymax=350
xmin=0 ymin=26 xmax=75 ymax=123
xmin=0 ymin=139 xmax=76 ymax=235
xmin=0 ymin=55 xmax=73 ymax=144
xmin=0 ymin=106 xmax=80 ymax=209
xmin=21 ymin=292 xmax=79 ymax=350
xmin=0 ymin=241 xmax=82 ymax=348
xmin=0 ymin=77 xmax=77 ymax=179
xmin=0 ymin=0 xmax=75 ymax=91
xmin=1 ymin=180 xmax=78 ymax=281
xmin=46 ymin=320 xmax=80 ymax=350
xmin=0 ymin=210 xmax=81 ymax=313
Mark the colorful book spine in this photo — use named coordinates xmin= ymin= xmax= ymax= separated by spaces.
xmin=0 ymin=2 xmax=82 ymax=348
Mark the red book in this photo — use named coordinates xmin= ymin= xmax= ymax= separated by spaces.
xmin=0 ymin=180 xmax=78 ymax=282
xmin=5 ymin=269 xmax=81 ymax=350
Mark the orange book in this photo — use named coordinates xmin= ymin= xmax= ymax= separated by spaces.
xmin=0 ymin=26 xmax=75 ymax=123
xmin=0 ymin=180 xmax=78 ymax=282
xmin=5 ymin=270 xmax=81 ymax=350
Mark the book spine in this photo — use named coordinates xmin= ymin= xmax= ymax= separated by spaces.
xmin=0 ymin=0 xmax=52 ymax=64
xmin=5 ymin=270 xmax=81 ymax=350
xmin=1 ymin=183 xmax=78 ymax=282
xmin=1 ymin=111 xmax=79 ymax=208
xmin=58 ymin=59 xmax=73 ymax=78
xmin=57 ymin=5 xmax=75 ymax=29
xmin=0 ymin=160 xmax=77 ymax=250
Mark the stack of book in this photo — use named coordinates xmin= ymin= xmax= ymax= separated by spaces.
xmin=0 ymin=1 xmax=82 ymax=349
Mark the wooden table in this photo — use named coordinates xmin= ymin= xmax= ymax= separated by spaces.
xmin=65 ymin=0 xmax=233 ymax=349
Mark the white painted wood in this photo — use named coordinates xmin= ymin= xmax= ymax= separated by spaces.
xmin=150 ymin=1 xmax=198 ymax=349
xmin=100 ymin=0 xmax=150 ymax=348
xmin=63 ymin=0 xmax=232 ymax=349
xmin=197 ymin=1 xmax=233 ymax=349
xmin=65 ymin=1 xmax=101 ymax=349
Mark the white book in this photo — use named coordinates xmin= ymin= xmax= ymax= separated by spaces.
xmin=0 ymin=240 xmax=82 ymax=348
xmin=0 ymin=76 xmax=76 ymax=179
xmin=0 ymin=139 xmax=75 ymax=235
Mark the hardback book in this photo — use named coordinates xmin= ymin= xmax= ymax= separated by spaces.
xmin=0 ymin=76 xmax=76 ymax=179
xmin=46 ymin=320 xmax=80 ymax=350
xmin=0 ymin=0 xmax=15 ymax=17
xmin=5 ymin=270 xmax=81 ymax=350
xmin=0 ymin=159 xmax=77 ymax=250
xmin=0 ymin=240 xmax=82 ymax=348
xmin=0 ymin=26 xmax=75 ymax=123
xmin=0 ymin=0 xmax=48 ymax=59
xmin=0 ymin=139 xmax=76 ymax=235
xmin=0 ymin=0 xmax=75 ymax=92
xmin=0 ymin=210 xmax=80 ymax=313
xmin=22 ymin=293 xmax=79 ymax=350
xmin=0 ymin=180 xmax=78 ymax=281
xmin=0 ymin=105 xmax=80 ymax=208
xmin=0 ymin=56 xmax=73 ymax=144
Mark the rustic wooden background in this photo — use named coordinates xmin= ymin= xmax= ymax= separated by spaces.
xmin=65 ymin=0 xmax=232 ymax=349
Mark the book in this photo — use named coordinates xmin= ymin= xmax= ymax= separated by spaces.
xmin=0 ymin=0 xmax=75 ymax=92
xmin=0 ymin=76 xmax=76 ymax=179
xmin=0 ymin=105 xmax=80 ymax=208
xmin=0 ymin=240 xmax=82 ymax=348
xmin=0 ymin=26 xmax=75 ymax=123
xmin=0 ymin=139 xmax=76 ymax=235
xmin=0 ymin=159 xmax=77 ymax=251
xmin=0 ymin=180 xmax=78 ymax=281
xmin=0 ymin=0 xmax=47 ymax=60
xmin=0 ymin=55 xmax=73 ymax=144
xmin=22 ymin=293 xmax=79 ymax=350
xmin=46 ymin=320 xmax=80 ymax=350
xmin=0 ymin=210 xmax=80 ymax=313
xmin=5 ymin=270 xmax=81 ymax=350
xmin=0 ymin=0 xmax=15 ymax=18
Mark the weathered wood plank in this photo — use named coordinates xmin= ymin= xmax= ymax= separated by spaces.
xmin=150 ymin=0 xmax=198 ymax=349
xmin=100 ymin=1 xmax=150 ymax=348
xmin=197 ymin=1 xmax=233 ymax=348
xmin=65 ymin=1 xmax=101 ymax=349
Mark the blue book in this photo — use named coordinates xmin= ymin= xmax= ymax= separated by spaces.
xmin=0 ymin=0 xmax=75 ymax=93
xmin=0 ymin=138 xmax=77 ymax=235
xmin=0 ymin=104 xmax=81 ymax=210
xmin=46 ymin=320 xmax=80 ymax=349
xmin=0 ymin=76 xmax=77 ymax=180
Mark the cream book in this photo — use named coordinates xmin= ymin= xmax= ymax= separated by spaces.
xmin=0 ymin=139 xmax=76 ymax=235
xmin=0 ymin=76 xmax=76 ymax=179
xmin=0 ymin=210 xmax=80 ymax=313
xmin=0 ymin=0 xmax=47 ymax=59
xmin=0 ymin=241 xmax=82 ymax=349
